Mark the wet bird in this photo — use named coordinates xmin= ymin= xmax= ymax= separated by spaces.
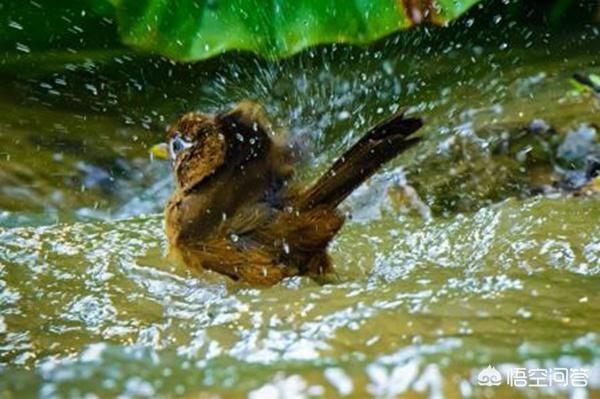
xmin=151 ymin=101 xmax=422 ymax=286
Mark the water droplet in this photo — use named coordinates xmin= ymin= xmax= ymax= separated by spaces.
xmin=8 ymin=21 xmax=23 ymax=30
xmin=15 ymin=43 xmax=30 ymax=53
xmin=337 ymin=111 xmax=350 ymax=120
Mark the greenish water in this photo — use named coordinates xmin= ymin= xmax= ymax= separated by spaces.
xmin=1 ymin=16 xmax=600 ymax=399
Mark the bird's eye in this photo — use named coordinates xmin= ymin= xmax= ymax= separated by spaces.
xmin=169 ymin=135 xmax=193 ymax=158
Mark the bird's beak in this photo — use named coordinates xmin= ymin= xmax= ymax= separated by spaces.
xmin=150 ymin=142 xmax=169 ymax=160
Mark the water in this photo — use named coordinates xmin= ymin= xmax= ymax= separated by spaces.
xmin=1 ymin=16 xmax=599 ymax=399
xmin=1 ymin=198 xmax=599 ymax=397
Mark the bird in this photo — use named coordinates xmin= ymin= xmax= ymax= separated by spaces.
xmin=151 ymin=101 xmax=423 ymax=286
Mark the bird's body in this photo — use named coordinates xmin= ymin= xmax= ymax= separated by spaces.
xmin=157 ymin=101 xmax=422 ymax=286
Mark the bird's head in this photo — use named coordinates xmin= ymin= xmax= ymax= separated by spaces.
xmin=151 ymin=101 xmax=272 ymax=192
xmin=151 ymin=112 xmax=226 ymax=192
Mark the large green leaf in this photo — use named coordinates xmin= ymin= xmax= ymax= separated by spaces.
xmin=114 ymin=0 xmax=481 ymax=61
xmin=1 ymin=0 xmax=480 ymax=64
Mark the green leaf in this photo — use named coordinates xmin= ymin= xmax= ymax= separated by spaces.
xmin=114 ymin=0 xmax=481 ymax=61
xmin=1 ymin=0 xmax=481 ymax=65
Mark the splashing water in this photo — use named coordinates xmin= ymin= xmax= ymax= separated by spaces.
xmin=0 ymin=16 xmax=600 ymax=399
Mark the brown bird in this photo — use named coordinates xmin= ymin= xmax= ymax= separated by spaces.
xmin=151 ymin=101 xmax=422 ymax=286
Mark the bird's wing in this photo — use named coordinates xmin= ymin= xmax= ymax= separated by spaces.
xmin=221 ymin=202 xmax=275 ymax=237
xmin=253 ymin=207 xmax=344 ymax=254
